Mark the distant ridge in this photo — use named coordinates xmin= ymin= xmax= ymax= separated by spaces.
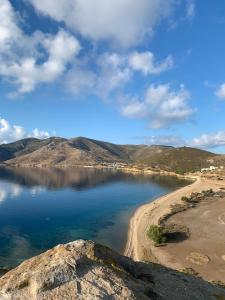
xmin=0 ymin=136 xmax=219 ymax=173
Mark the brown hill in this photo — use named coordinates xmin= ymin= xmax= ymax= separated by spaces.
xmin=3 ymin=137 xmax=131 ymax=167
xmin=0 ymin=137 xmax=66 ymax=162
xmin=0 ymin=137 xmax=219 ymax=172
xmin=127 ymin=145 xmax=216 ymax=173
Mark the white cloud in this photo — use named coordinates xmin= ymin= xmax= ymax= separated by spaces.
xmin=27 ymin=0 xmax=176 ymax=47
xmin=185 ymin=0 xmax=195 ymax=22
xmin=0 ymin=118 xmax=26 ymax=143
xmin=120 ymin=96 xmax=147 ymax=119
xmin=66 ymin=51 xmax=173 ymax=98
xmin=134 ymin=131 xmax=225 ymax=150
xmin=31 ymin=128 xmax=50 ymax=139
xmin=191 ymin=131 xmax=225 ymax=149
xmin=0 ymin=0 xmax=22 ymax=52
xmin=0 ymin=0 xmax=80 ymax=96
xmin=129 ymin=51 xmax=173 ymax=75
xmin=66 ymin=52 xmax=132 ymax=98
xmin=121 ymin=83 xmax=194 ymax=128
xmin=215 ymin=83 xmax=225 ymax=100
xmin=168 ymin=0 xmax=195 ymax=29
xmin=146 ymin=135 xmax=185 ymax=146
xmin=0 ymin=117 xmax=51 ymax=144
xmin=135 ymin=135 xmax=185 ymax=147
xmin=96 ymin=53 xmax=131 ymax=97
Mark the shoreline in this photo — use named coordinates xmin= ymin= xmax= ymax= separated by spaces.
xmin=1 ymin=163 xmax=197 ymax=180
xmin=124 ymin=175 xmax=223 ymax=265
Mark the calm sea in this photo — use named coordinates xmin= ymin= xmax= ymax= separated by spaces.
xmin=0 ymin=167 xmax=190 ymax=268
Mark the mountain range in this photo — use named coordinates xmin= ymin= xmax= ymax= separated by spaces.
xmin=0 ymin=136 xmax=220 ymax=173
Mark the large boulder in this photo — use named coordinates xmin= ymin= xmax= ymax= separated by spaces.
xmin=0 ymin=240 xmax=224 ymax=299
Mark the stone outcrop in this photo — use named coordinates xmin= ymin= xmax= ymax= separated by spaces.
xmin=0 ymin=240 xmax=224 ymax=299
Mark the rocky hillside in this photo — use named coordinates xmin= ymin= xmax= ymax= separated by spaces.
xmin=128 ymin=145 xmax=216 ymax=173
xmin=1 ymin=137 xmax=131 ymax=167
xmin=0 ymin=240 xmax=224 ymax=300
xmin=0 ymin=137 xmax=66 ymax=162
xmin=0 ymin=137 xmax=218 ymax=172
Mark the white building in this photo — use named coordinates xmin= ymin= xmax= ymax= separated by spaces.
xmin=201 ymin=166 xmax=218 ymax=173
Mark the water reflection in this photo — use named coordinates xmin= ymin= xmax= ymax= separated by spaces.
xmin=0 ymin=167 xmax=189 ymax=190
xmin=0 ymin=182 xmax=22 ymax=204
xmin=0 ymin=167 xmax=190 ymax=268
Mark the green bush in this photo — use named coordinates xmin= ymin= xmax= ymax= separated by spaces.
xmin=147 ymin=225 xmax=166 ymax=245
xmin=181 ymin=196 xmax=189 ymax=202
xmin=175 ymin=169 xmax=185 ymax=175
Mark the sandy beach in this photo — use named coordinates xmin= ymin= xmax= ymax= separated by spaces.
xmin=124 ymin=174 xmax=225 ymax=272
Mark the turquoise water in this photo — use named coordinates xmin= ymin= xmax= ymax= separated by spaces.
xmin=0 ymin=167 xmax=189 ymax=268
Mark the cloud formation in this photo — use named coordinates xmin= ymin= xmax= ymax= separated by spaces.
xmin=191 ymin=131 xmax=225 ymax=149
xmin=0 ymin=0 xmax=198 ymax=133
xmin=0 ymin=0 xmax=80 ymax=96
xmin=215 ymin=83 xmax=225 ymax=100
xmin=129 ymin=52 xmax=173 ymax=75
xmin=134 ymin=135 xmax=185 ymax=147
xmin=121 ymin=83 xmax=194 ymax=128
xmin=66 ymin=51 xmax=173 ymax=98
xmin=135 ymin=130 xmax=225 ymax=150
xmin=185 ymin=0 xmax=195 ymax=21
xmin=27 ymin=0 xmax=176 ymax=47
xmin=146 ymin=135 xmax=185 ymax=146
xmin=0 ymin=117 xmax=50 ymax=144
xmin=65 ymin=51 xmax=173 ymax=99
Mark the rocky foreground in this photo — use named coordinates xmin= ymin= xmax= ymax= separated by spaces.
xmin=0 ymin=240 xmax=224 ymax=300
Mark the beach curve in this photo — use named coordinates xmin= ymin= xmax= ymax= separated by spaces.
xmin=124 ymin=175 xmax=219 ymax=264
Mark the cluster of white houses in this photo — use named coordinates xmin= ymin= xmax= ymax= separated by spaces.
xmin=201 ymin=165 xmax=224 ymax=173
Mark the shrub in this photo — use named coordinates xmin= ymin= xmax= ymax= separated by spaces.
xmin=147 ymin=225 xmax=166 ymax=245
xmin=182 ymin=267 xmax=199 ymax=277
xmin=175 ymin=169 xmax=185 ymax=175
xmin=181 ymin=196 xmax=189 ymax=202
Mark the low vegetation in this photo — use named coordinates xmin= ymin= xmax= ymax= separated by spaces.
xmin=147 ymin=225 xmax=167 ymax=246
xmin=211 ymin=281 xmax=225 ymax=289
xmin=181 ymin=267 xmax=199 ymax=277
xmin=148 ymin=223 xmax=190 ymax=246
xmin=181 ymin=189 xmax=225 ymax=205
xmin=158 ymin=204 xmax=188 ymax=226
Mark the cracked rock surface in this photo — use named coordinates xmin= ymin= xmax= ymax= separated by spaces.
xmin=0 ymin=240 xmax=224 ymax=300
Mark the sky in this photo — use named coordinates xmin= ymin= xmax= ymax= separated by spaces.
xmin=1 ymin=0 xmax=225 ymax=153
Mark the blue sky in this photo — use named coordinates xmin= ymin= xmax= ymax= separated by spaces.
xmin=1 ymin=0 xmax=225 ymax=152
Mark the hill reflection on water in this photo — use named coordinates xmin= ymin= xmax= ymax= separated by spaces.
xmin=0 ymin=167 xmax=190 ymax=190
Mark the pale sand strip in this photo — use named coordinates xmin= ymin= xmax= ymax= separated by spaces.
xmin=124 ymin=176 xmax=223 ymax=267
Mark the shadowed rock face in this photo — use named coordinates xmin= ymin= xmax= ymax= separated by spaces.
xmin=0 ymin=240 xmax=224 ymax=300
